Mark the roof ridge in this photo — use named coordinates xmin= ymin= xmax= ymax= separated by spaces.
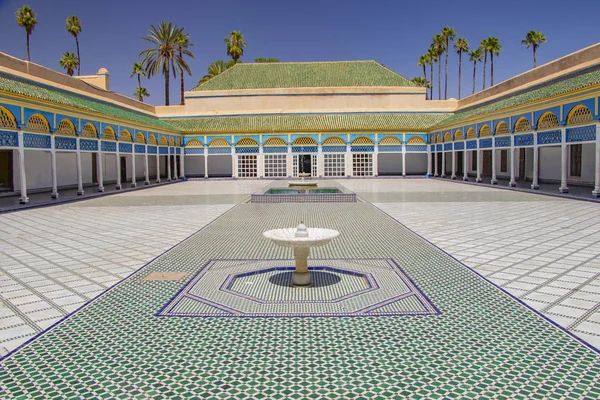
xmin=240 ymin=60 xmax=376 ymax=65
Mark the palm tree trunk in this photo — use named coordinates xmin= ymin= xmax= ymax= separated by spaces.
xmin=422 ymin=65 xmax=427 ymax=100
xmin=137 ymin=74 xmax=141 ymax=101
xmin=491 ymin=53 xmax=494 ymax=86
xmin=165 ymin=70 xmax=170 ymax=106
xmin=482 ymin=52 xmax=487 ymax=90
xmin=26 ymin=33 xmax=30 ymax=62
xmin=444 ymin=44 xmax=449 ymax=100
xmin=472 ymin=61 xmax=476 ymax=95
xmin=429 ymin=63 xmax=434 ymax=100
xmin=533 ymin=47 xmax=537 ymax=68
xmin=76 ymin=36 xmax=81 ymax=75
xmin=438 ymin=60 xmax=441 ymax=100
xmin=180 ymin=69 xmax=185 ymax=106
xmin=458 ymin=52 xmax=462 ymax=100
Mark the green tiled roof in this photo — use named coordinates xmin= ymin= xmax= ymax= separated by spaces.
xmin=163 ymin=113 xmax=448 ymax=133
xmin=192 ymin=61 xmax=415 ymax=91
xmin=436 ymin=69 xmax=600 ymax=127
xmin=0 ymin=76 xmax=173 ymax=130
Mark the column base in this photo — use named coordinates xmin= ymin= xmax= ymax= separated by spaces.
xmin=531 ymin=184 xmax=539 ymax=190
xmin=476 ymin=178 xmax=482 ymax=183
xmin=402 ymin=173 xmax=406 ymax=177
xmin=115 ymin=185 xmax=122 ymax=190
xmin=167 ymin=178 xmax=172 ymax=182
xmin=434 ymin=173 xmax=438 ymax=177
xmin=291 ymin=271 xmax=312 ymax=287
xmin=509 ymin=182 xmax=517 ymax=187
xmin=205 ymin=176 xmax=209 ymax=179
xmin=491 ymin=180 xmax=498 ymax=185
xmin=19 ymin=196 xmax=29 ymax=204
xmin=97 ymin=186 xmax=104 ymax=192
xmin=451 ymin=175 xmax=456 ymax=180
xmin=131 ymin=182 xmax=137 ymax=188
xmin=592 ymin=189 xmax=600 ymax=197
xmin=145 ymin=181 xmax=150 ymax=186
xmin=463 ymin=176 xmax=468 ymax=181
xmin=559 ymin=186 xmax=569 ymax=193
xmin=51 ymin=192 xmax=59 ymax=199
xmin=441 ymin=174 xmax=446 ymax=178
xmin=77 ymin=190 xmax=84 ymax=196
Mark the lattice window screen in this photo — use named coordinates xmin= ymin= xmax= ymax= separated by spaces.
xmin=567 ymin=106 xmax=593 ymax=125
xmin=0 ymin=107 xmax=16 ymax=128
xmin=537 ymin=113 xmax=559 ymax=130
xmin=379 ymin=136 xmax=401 ymax=145
xmin=135 ymin=133 xmax=146 ymax=144
xmin=264 ymin=137 xmax=286 ymax=146
xmin=453 ymin=131 xmax=464 ymax=141
xmin=351 ymin=136 xmax=374 ymax=145
xmin=209 ymin=138 xmax=230 ymax=147
xmin=479 ymin=125 xmax=491 ymax=137
xmin=26 ymin=114 xmax=50 ymax=133
xmin=292 ymin=137 xmax=317 ymax=146
xmin=159 ymin=137 xmax=169 ymax=145
xmin=513 ymin=118 xmax=531 ymax=133
xmin=56 ymin=120 xmax=76 ymax=136
xmin=407 ymin=136 xmax=426 ymax=145
xmin=120 ymin=131 xmax=133 ymax=142
xmin=466 ymin=128 xmax=476 ymax=139
xmin=323 ymin=136 xmax=346 ymax=146
xmin=186 ymin=139 xmax=203 ymax=147
xmin=495 ymin=122 xmax=509 ymax=135
xmin=103 ymin=127 xmax=116 ymax=140
xmin=236 ymin=138 xmax=258 ymax=147
xmin=81 ymin=124 xmax=97 ymax=138
xmin=444 ymin=133 xmax=452 ymax=142
xmin=147 ymin=135 xmax=157 ymax=145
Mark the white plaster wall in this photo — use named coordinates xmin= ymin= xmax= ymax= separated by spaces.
xmin=570 ymin=143 xmax=595 ymax=184
xmin=377 ymin=153 xmax=402 ymax=175
xmin=405 ymin=153 xmax=427 ymax=174
xmin=444 ymin=153 xmax=452 ymax=175
xmin=14 ymin=150 xmax=52 ymax=191
xmin=81 ymin=152 xmax=93 ymax=184
xmin=148 ymin=155 xmax=158 ymax=179
xmin=185 ymin=156 xmax=205 ymax=177
xmin=103 ymin=154 xmax=117 ymax=183
xmin=135 ymin=154 xmax=145 ymax=180
xmin=494 ymin=149 xmax=510 ymax=179
xmin=56 ymin=152 xmax=78 ymax=188
xmin=539 ymin=146 xmax=561 ymax=182
xmin=207 ymin=155 xmax=232 ymax=177
xmin=524 ymin=148 xmax=534 ymax=181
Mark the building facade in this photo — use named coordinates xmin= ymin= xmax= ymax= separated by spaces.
xmin=0 ymin=45 xmax=599 ymax=203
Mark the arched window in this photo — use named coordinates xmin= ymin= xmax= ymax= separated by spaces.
xmin=407 ymin=136 xmax=426 ymax=145
xmin=56 ymin=119 xmax=76 ymax=136
xmin=81 ymin=123 xmax=97 ymax=138
xmin=537 ymin=112 xmax=559 ymax=130
xmin=435 ymin=134 xmax=442 ymax=143
xmin=103 ymin=126 xmax=116 ymax=140
xmin=169 ymin=137 xmax=175 ymax=146
xmin=479 ymin=125 xmax=491 ymax=137
xmin=567 ymin=105 xmax=593 ymax=126
xmin=264 ymin=137 xmax=286 ymax=146
xmin=209 ymin=138 xmax=230 ymax=147
xmin=444 ymin=132 xmax=452 ymax=142
xmin=351 ymin=136 xmax=374 ymax=145
xmin=135 ymin=132 xmax=146 ymax=144
xmin=120 ymin=130 xmax=133 ymax=142
xmin=322 ymin=136 xmax=346 ymax=146
xmin=159 ymin=136 xmax=169 ymax=145
xmin=292 ymin=137 xmax=317 ymax=146
xmin=466 ymin=128 xmax=476 ymax=139
xmin=513 ymin=118 xmax=531 ymax=133
xmin=186 ymin=138 xmax=203 ymax=147
xmin=25 ymin=114 xmax=50 ymax=133
xmin=495 ymin=121 xmax=509 ymax=135
xmin=148 ymin=134 xmax=157 ymax=145
xmin=453 ymin=131 xmax=464 ymax=141
xmin=0 ymin=107 xmax=17 ymax=129
xmin=236 ymin=138 xmax=259 ymax=146
xmin=176 ymin=138 xmax=181 ymax=147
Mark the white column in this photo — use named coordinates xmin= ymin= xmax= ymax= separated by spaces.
xmin=463 ymin=147 xmax=468 ymax=181
xmin=115 ymin=145 xmax=122 ymax=190
xmin=402 ymin=144 xmax=407 ymax=176
xmin=144 ymin=145 xmax=150 ymax=185
xmin=180 ymin=148 xmax=185 ymax=179
xmin=166 ymin=147 xmax=172 ymax=181
xmin=345 ymin=145 xmax=352 ymax=177
xmin=156 ymin=150 xmax=161 ymax=183
xmin=258 ymin=145 xmax=264 ymax=178
xmin=286 ymin=145 xmax=293 ymax=177
xmin=531 ymin=132 xmax=539 ymax=190
xmin=559 ymin=127 xmax=568 ymax=193
xmin=441 ymin=148 xmax=446 ymax=178
xmin=204 ymin=147 xmax=209 ymax=178
xmin=17 ymin=130 xmax=28 ymax=204
xmin=509 ymin=140 xmax=517 ymax=187
xmin=131 ymin=149 xmax=137 ymax=188
xmin=476 ymin=140 xmax=482 ymax=182
xmin=373 ymin=144 xmax=378 ymax=177
xmin=451 ymin=147 xmax=456 ymax=179
xmin=434 ymin=147 xmax=438 ymax=176
xmin=491 ymin=139 xmax=497 ymax=184
xmin=317 ymin=145 xmax=324 ymax=177
xmin=173 ymin=148 xmax=178 ymax=179
xmin=50 ymin=136 xmax=58 ymax=198
xmin=426 ymin=145 xmax=431 ymax=176
xmin=76 ymin=137 xmax=84 ymax=195
xmin=231 ymin=147 xmax=238 ymax=178
xmin=593 ymin=123 xmax=600 ymax=197
xmin=97 ymin=146 xmax=104 ymax=192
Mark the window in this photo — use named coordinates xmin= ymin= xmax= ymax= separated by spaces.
xmin=237 ymin=155 xmax=257 ymax=178
xmin=352 ymin=154 xmax=373 ymax=176
xmin=570 ymin=144 xmax=582 ymax=177
xmin=264 ymin=154 xmax=287 ymax=177
xmin=472 ymin=151 xmax=477 ymax=171
xmin=324 ymin=154 xmax=345 ymax=177
xmin=500 ymin=150 xmax=507 ymax=173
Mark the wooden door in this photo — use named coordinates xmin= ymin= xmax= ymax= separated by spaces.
xmin=0 ymin=150 xmax=13 ymax=191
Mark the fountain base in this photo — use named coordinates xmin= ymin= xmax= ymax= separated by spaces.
xmin=291 ymin=271 xmax=312 ymax=286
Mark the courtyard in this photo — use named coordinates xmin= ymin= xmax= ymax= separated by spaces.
xmin=0 ymin=178 xmax=599 ymax=398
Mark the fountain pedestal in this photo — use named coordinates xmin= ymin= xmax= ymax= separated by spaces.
xmin=263 ymin=223 xmax=340 ymax=286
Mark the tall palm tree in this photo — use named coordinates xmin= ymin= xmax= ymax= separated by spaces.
xmin=521 ymin=30 xmax=546 ymax=68
xmin=16 ymin=5 xmax=37 ymax=62
xmin=427 ymin=47 xmax=437 ymax=101
xmin=175 ymin=31 xmax=194 ymax=106
xmin=417 ymin=54 xmax=429 ymax=99
xmin=480 ymin=39 xmax=489 ymax=90
xmin=469 ymin=48 xmax=483 ymax=95
xmin=130 ymin=62 xmax=145 ymax=100
xmin=66 ymin=16 xmax=82 ymax=75
xmin=441 ymin=26 xmax=456 ymax=100
xmin=225 ymin=31 xmax=247 ymax=62
xmin=139 ymin=22 xmax=192 ymax=106
xmin=134 ymin=87 xmax=149 ymax=103
xmin=486 ymin=37 xmax=502 ymax=86
xmin=432 ymin=34 xmax=445 ymax=100
xmin=199 ymin=60 xmax=226 ymax=85
xmin=454 ymin=38 xmax=469 ymax=100
xmin=411 ymin=76 xmax=427 ymax=87
xmin=59 ymin=52 xmax=79 ymax=76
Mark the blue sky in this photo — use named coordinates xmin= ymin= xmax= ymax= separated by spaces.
xmin=0 ymin=0 xmax=599 ymax=105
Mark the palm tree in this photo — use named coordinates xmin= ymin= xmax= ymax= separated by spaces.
xmin=225 ymin=31 xmax=247 ymax=62
xmin=469 ymin=48 xmax=483 ymax=95
xmin=486 ymin=37 xmax=502 ymax=86
xmin=441 ymin=26 xmax=456 ymax=100
xmin=130 ymin=62 xmax=145 ymax=100
xmin=427 ymin=48 xmax=437 ymax=101
xmin=139 ymin=22 xmax=192 ymax=106
xmin=454 ymin=38 xmax=469 ymax=100
xmin=432 ymin=34 xmax=445 ymax=100
xmin=134 ymin=87 xmax=149 ymax=103
xmin=16 ymin=5 xmax=37 ymax=62
xmin=59 ymin=52 xmax=79 ymax=76
xmin=175 ymin=31 xmax=194 ymax=106
xmin=199 ymin=60 xmax=226 ymax=85
xmin=411 ymin=76 xmax=426 ymax=86
xmin=480 ymin=39 xmax=489 ymax=90
xmin=417 ymin=54 xmax=429 ymax=99
xmin=66 ymin=16 xmax=82 ymax=75
xmin=521 ymin=30 xmax=546 ymax=68
xmin=255 ymin=57 xmax=279 ymax=62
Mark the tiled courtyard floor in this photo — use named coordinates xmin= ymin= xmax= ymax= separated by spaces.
xmin=1 ymin=179 xmax=599 ymax=398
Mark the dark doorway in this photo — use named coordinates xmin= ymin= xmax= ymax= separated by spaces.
xmin=482 ymin=150 xmax=492 ymax=177
xmin=436 ymin=153 xmax=442 ymax=174
xmin=519 ymin=148 xmax=526 ymax=181
xmin=299 ymin=154 xmax=312 ymax=174
xmin=0 ymin=150 xmax=13 ymax=191
xmin=120 ymin=156 xmax=127 ymax=182
xmin=92 ymin=153 xmax=98 ymax=183
xmin=457 ymin=152 xmax=464 ymax=175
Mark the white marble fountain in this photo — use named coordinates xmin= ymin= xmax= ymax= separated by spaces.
xmin=288 ymin=172 xmax=318 ymax=188
xmin=263 ymin=223 xmax=340 ymax=286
